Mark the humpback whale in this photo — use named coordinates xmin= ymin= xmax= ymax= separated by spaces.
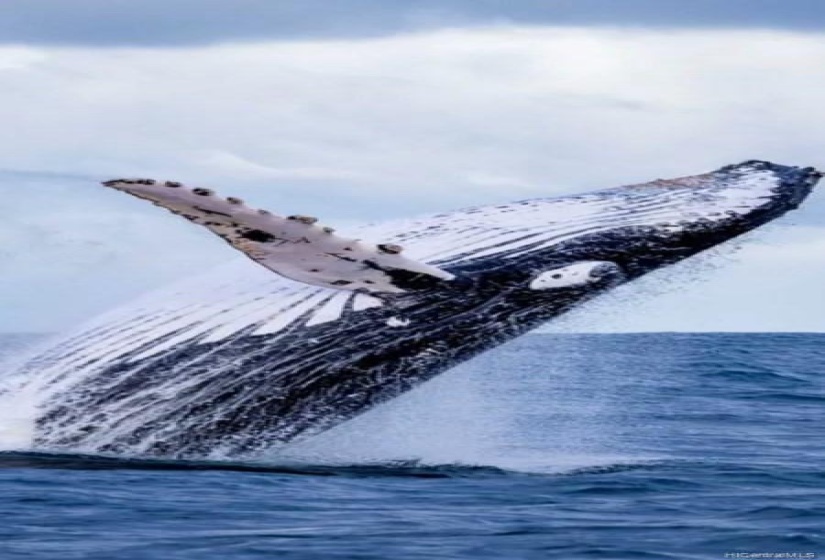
xmin=14 ymin=160 xmax=819 ymax=459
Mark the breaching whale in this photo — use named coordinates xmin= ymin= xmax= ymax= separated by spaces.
xmin=15 ymin=160 xmax=819 ymax=459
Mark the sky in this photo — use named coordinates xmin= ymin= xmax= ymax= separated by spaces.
xmin=1 ymin=1 xmax=824 ymax=333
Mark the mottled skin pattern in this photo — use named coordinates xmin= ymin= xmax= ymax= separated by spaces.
xmin=30 ymin=161 xmax=820 ymax=458
xmin=99 ymin=177 xmax=455 ymax=293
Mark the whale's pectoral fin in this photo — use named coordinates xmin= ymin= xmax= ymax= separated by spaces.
xmin=102 ymin=179 xmax=455 ymax=293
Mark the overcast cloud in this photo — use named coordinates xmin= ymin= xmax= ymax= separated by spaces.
xmin=1 ymin=13 xmax=824 ymax=332
xmin=0 ymin=1 xmax=824 ymax=46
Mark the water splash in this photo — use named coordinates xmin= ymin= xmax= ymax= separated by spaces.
xmin=271 ymin=339 xmax=649 ymax=475
xmin=0 ymin=335 xmax=49 ymax=450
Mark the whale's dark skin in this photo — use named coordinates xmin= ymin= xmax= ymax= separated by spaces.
xmin=26 ymin=161 xmax=820 ymax=458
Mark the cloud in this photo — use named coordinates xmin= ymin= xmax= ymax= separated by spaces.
xmin=1 ymin=26 xmax=824 ymax=332
xmin=0 ymin=174 xmax=230 ymax=332
xmin=1 ymin=28 xmax=824 ymax=206
xmin=0 ymin=1 xmax=824 ymax=47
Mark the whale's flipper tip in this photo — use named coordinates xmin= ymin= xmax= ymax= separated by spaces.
xmin=102 ymin=178 xmax=455 ymax=293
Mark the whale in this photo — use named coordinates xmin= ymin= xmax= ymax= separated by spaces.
xmin=12 ymin=160 xmax=819 ymax=459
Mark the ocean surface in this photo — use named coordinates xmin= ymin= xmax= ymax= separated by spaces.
xmin=0 ymin=332 xmax=823 ymax=560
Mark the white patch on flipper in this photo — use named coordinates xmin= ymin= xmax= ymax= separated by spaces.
xmin=253 ymin=292 xmax=333 ymax=335
xmin=353 ymin=294 xmax=384 ymax=311
xmin=305 ymin=292 xmax=351 ymax=327
xmin=102 ymin=179 xmax=455 ymax=293
xmin=529 ymin=261 xmax=620 ymax=290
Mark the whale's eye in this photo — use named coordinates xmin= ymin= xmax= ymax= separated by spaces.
xmin=551 ymin=274 xmax=563 ymax=279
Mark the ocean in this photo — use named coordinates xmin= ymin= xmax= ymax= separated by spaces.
xmin=0 ymin=332 xmax=823 ymax=559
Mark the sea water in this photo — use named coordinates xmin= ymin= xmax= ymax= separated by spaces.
xmin=0 ymin=333 xmax=823 ymax=559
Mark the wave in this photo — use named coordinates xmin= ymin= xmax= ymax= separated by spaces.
xmin=0 ymin=450 xmax=663 ymax=479
xmin=0 ymin=450 xmax=525 ymax=478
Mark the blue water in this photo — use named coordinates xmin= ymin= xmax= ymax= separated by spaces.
xmin=1 ymin=333 xmax=823 ymax=559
